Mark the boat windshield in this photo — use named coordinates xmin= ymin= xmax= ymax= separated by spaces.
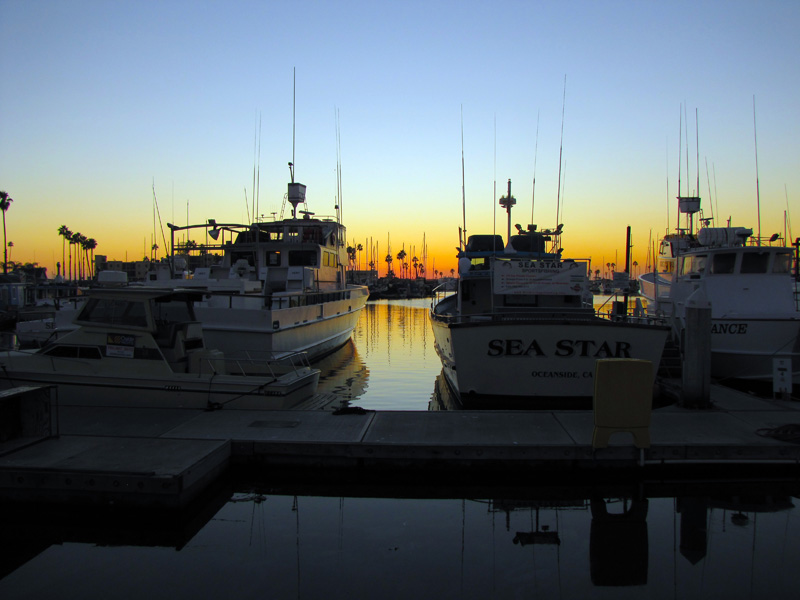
xmin=679 ymin=255 xmax=707 ymax=276
xmin=78 ymin=298 xmax=149 ymax=329
xmin=741 ymin=252 xmax=771 ymax=274
xmin=773 ymin=252 xmax=792 ymax=274
xmin=710 ymin=253 xmax=736 ymax=274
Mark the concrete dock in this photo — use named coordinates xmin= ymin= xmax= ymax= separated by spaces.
xmin=1 ymin=383 xmax=799 ymax=507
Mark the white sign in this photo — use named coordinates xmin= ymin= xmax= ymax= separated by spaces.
xmin=493 ymin=260 xmax=587 ymax=295
xmin=107 ymin=334 xmax=135 ymax=358
xmin=773 ymin=358 xmax=791 ymax=394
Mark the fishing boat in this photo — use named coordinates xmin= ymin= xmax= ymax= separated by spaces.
xmin=0 ymin=288 xmax=320 ymax=409
xmin=143 ymin=167 xmax=369 ymax=362
xmin=430 ymin=181 xmax=670 ymax=407
xmin=652 ymin=225 xmax=800 ymax=385
xmin=639 ymin=190 xmax=800 ymax=385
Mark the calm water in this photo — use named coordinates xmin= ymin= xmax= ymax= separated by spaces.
xmin=1 ymin=299 xmax=799 ymax=599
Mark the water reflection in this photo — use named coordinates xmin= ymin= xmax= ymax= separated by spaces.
xmin=2 ymin=477 xmax=798 ymax=599
xmin=344 ymin=299 xmax=440 ymax=410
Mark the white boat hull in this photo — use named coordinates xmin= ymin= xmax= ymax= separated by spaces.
xmin=0 ymin=355 xmax=320 ymax=410
xmin=196 ymin=289 xmax=368 ymax=361
xmin=431 ymin=316 xmax=669 ymax=404
xmin=700 ymin=317 xmax=800 ymax=384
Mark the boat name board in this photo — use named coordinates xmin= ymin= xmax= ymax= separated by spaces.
xmin=493 ymin=260 xmax=586 ymax=295
xmin=107 ymin=334 xmax=135 ymax=358
xmin=710 ymin=323 xmax=748 ymax=335
xmin=487 ymin=338 xmax=631 ymax=359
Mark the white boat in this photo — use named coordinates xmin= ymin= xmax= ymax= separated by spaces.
xmin=0 ymin=288 xmax=320 ymax=409
xmin=639 ymin=194 xmax=800 ymax=385
xmin=145 ymin=171 xmax=369 ymax=362
xmin=430 ymin=181 xmax=670 ymax=407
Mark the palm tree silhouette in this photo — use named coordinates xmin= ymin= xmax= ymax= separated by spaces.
xmin=85 ymin=238 xmax=98 ymax=278
xmin=57 ymin=225 xmax=70 ymax=278
xmin=0 ymin=191 xmax=13 ymax=274
xmin=396 ymin=249 xmax=407 ymax=278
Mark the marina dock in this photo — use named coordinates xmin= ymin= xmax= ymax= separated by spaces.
xmin=1 ymin=383 xmax=799 ymax=508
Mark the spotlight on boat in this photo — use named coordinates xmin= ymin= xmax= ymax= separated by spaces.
xmin=209 ymin=228 xmax=221 ymax=241
xmin=769 ymin=233 xmax=779 ymax=243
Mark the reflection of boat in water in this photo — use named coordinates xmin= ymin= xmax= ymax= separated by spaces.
xmin=2 ymin=471 xmax=798 ymax=596
xmin=0 ymin=288 xmax=320 ymax=409
xmin=640 ymin=195 xmax=800 ymax=385
xmin=314 ymin=339 xmax=369 ymax=403
xmin=430 ymin=180 xmax=669 ymax=408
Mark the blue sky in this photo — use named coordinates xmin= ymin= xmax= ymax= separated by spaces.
xmin=1 ymin=0 xmax=798 ymax=275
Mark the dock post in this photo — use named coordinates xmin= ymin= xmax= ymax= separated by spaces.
xmin=680 ymin=288 xmax=711 ymax=408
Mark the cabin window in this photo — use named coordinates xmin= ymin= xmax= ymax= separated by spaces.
xmin=289 ymin=250 xmax=317 ymax=267
xmin=710 ymin=253 xmax=736 ymax=274
xmin=79 ymin=298 xmax=148 ymax=328
xmin=287 ymin=227 xmax=300 ymax=242
xmin=741 ymin=252 xmax=770 ymax=274
xmin=266 ymin=251 xmax=281 ymax=266
xmin=773 ymin=252 xmax=792 ymax=274
xmin=323 ymin=251 xmax=336 ymax=267
xmin=680 ymin=255 xmax=707 ymax=276
xmin=470 ymin=257 xmax=487 ymax=270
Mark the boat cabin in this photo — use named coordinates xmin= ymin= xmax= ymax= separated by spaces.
xmin=457 ymin=231 xmax=591 ymax=319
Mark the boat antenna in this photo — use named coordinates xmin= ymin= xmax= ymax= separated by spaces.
xmin=677 ymin=105 xmax=682 ymax=231
xmin=493 ymin=112 xmax=497 ymax=248
xmin=531 ymin=109 xmax=539 ymax=225
xmin=695 ymin=108 xmax=700 ymax=208
xmin=705 ymin=156 xmax=714 ymax=223
xmin=293 ymin=67 xmax=296 ymax=180
xmin=461 ymin=105 xmax=467 ymax=250
xmin=336 ymin=107 xmax=343 ymax=223
xmin=753 ymin=95 xmax=762 ymax=245
xmin=256 ymin=111 xmax=262 ymax=221
xmin=555 ymin=74 xmax=566 ymax=246
xmin=252 ymin=111 xmax=258 ymax=222
xmin=665 ymin=136 xmax=670 ymax=234
xmin=785 ymin=184 xmax=794 ymax=243
xmin=243 ymin=187 xmax=251 ymax=223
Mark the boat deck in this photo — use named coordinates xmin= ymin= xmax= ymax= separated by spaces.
xmin=1 ymin=384 xmax=799 ymax=507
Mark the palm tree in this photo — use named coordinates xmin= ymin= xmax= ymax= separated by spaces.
xmin=57 ymin=225 xmax=70 ymax=278
xmin=396 ymin=249 xmax=407 ymax=278
xmin=71 ymin=232 xmax=83 ymax=280
xmin=356 ymin=243 xmax=363 ymax=270
xmin=412 ymin=255 xmax=419 ymax=278
xmin=385 ymin=253 xmax=393 ymax=276
xmin=0 ymin=191 xmax=13 ymax=274
xmin=85 ymin=238 xmax=98 ymax=278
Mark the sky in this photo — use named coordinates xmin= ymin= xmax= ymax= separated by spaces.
xmin=1 ymin=0 xmax=799 ymax=279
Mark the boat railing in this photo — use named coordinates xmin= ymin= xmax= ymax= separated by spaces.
xmin=431 ymin=306 xmax=666 ymax=328
xmin=430 ymin=283 xmax=457 ymax=310
xmin=192 ymin=349 xmax=313 ymax=378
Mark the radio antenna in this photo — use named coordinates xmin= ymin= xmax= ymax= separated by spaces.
xmin=753 ymin=95 xmax=762 ymax=244
xmin=531 ymin=109 xmax=539 ymax=225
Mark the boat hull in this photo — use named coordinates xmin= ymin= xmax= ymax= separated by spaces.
xmin=431 ymin=315 xmax=669 ymax=406
xmin=0 ymin=355 xmax=320 ymax=410
xmin=192 ymin=287 xmax=369 ymax=362
xmin=702 ymin=317 xmax=800 ymax=384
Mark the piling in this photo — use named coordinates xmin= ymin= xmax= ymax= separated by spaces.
xmin=680 ymin=288 xmax=711 ymax=408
